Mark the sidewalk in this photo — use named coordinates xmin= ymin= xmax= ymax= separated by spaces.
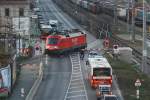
xmin=8 ymin=62 xmax=39 ymax=100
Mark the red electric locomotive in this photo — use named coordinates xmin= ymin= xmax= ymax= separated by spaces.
xmin=45 ymin=29 xmax=87 ymax=54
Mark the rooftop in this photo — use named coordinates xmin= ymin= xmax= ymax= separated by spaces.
xmin=88 ymin=57 xmax=111 ymax=68
xmin=0 ymin=0 xmax=31 ymax=5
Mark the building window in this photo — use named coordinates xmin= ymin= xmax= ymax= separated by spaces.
xmin=19 ymin=8 xmax=24 ymax=16
xmin=5 ymin=8 xmax=9 ymax=16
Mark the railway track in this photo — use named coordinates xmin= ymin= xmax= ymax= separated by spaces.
xmin=53 ymin=0 xmax=150 ymax=69
xmin=64 ymin=52 xmax=88 ymax=100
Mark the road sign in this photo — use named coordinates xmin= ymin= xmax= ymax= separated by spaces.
xmin=21 ymin=88 xmax=25 ymax=97
xmin=135 ymin=79 xmax=141 ymax=87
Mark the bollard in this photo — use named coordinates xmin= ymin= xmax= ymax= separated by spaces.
xmin=21 ymin=88 xmax=25 ymax=97
xmin=136 ymin=89 xmax=139 ymax=99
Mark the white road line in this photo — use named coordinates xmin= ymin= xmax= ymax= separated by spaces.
xmin=69 ymin=85 xmax=84 ymax=89
xmin=64 ymin=52 xmax=88 ymax=100
xmin=66 ymin=95 xmax=87 ymax=99
xmin=45 ymin=54 xmax=48 ymax=65
xmin=71 ymin=78 xmax=82 ymax=82
xmin=67 ymin=90 xmax=85 ymax=94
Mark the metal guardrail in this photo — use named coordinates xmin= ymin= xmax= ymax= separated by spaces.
xmin=111 ymin=35 xmax=150 ymax=65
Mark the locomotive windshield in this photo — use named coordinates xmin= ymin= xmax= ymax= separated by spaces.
xmin=48 ymin=38 xmax=58 ymax=44
xmin=93 ymin=68 xmax=111 ymax=76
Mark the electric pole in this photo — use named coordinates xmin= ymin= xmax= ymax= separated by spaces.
xmin=127 ymin=0 xmax=130 ymax=34
xmin=142 ymin=0 xmax=147 ymax=73
xmin=113 ymin=0 xmax=117 ymax=25
xmin=131 ymin=0 xmax=135 ymax=42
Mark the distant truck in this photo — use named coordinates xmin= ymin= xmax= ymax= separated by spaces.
xmin=96 ymin=84 xmax=112 ymax=100
xmin=40 ymin=24 xmax=52 ymax=40
xmin=49 ymin=20 xmax=58 ymax=31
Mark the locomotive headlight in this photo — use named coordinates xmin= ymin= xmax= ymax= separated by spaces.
xmin=54 ymin=46 xmax=58 ymax=49
xmin=46 ymin=45 xmax=51 ymax=49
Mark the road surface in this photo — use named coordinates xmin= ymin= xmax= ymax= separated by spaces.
xmin=33 ymin=0 xmax=124 ymax=100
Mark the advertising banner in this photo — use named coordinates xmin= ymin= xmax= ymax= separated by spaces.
xmin=0 ymin=65 xmax=11 ymax=97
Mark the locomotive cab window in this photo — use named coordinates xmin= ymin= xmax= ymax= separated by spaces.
xmin=48 ymin=38 xmax=58 ymax=44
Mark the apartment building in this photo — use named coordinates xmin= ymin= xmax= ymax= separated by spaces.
xmin=0 ymin=0 xmax=33 ymax=35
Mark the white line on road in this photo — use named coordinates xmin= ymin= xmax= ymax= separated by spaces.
xmin=67 ymin=90 xmax=85 ymax=94
xmin=45 ymin=54 xmax=48 ymax=65
xmin=66 ymin=95 xmax=87 ymax=99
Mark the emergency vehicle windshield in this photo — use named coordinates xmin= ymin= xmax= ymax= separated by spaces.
xmin=93 ymin=68 xmax=111 ymax=76
xmin=48 ymin=38 xmax=58 ymax=44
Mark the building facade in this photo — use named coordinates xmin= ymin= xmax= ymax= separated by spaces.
xmin=0 ymin=0 xmax=32 ymax=35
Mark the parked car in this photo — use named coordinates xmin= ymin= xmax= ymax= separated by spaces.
xmin=101 ymin=94 xmax=118 ymax=100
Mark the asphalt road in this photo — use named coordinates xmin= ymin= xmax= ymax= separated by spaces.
xmin=33 ymin=0 xmax=124 ymax=100
xmin=33 ymin=55 xmax=71 ymax=100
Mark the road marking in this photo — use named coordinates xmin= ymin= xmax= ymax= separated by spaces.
xmin=45 ymin=54 xmax=48 ymax=65
xmin=66 ymin=95 xmax=87 ymax=99
xmin=64 ymin=52 xmax=88 ymax=100
xmin=67 ymin=90 xmax=85 ymax=94
xmin=69 ymin=85 xmax=84 ymax=89
xmin=71 ymin=78 xmax=82 ymax=82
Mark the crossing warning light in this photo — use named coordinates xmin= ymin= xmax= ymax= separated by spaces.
xmin=113 ymin=45 xmax=118 ymax=49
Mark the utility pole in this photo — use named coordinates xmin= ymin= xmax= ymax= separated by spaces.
xmin=113 ymin=0 xmax=117 ymax=25
xmin=142 ymin=0 xmax=147 ymax=73
xmin=127 ymin=0 xmax=130 ymax=33
xmin=131 ymin=0 xmax=135 ymax=42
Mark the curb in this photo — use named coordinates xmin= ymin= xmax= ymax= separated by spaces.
xmin=25 ymin=62 xmax=43 ymax=100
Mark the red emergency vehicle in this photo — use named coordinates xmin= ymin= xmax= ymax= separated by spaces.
xmin=87 ymin=56 xmax=112 ymax=88
xmin=45 ymin=29 xmax=87 ymax=54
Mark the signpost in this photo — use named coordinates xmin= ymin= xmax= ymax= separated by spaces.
xmin=134 ymin=79 xmax=141 ymax=99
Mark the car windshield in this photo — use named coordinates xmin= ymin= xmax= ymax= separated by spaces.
xmin=51 ymin=24 xmax=57 ymax=28
xmin=48 ymin=38 xmax=58 ymax=45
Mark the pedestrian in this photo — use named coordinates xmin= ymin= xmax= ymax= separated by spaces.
xmin=80 ymin=49 xmax=84 ymax=60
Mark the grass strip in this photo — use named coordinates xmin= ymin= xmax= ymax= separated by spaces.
xmin=105 ymin=54 xmax=150 ymax=100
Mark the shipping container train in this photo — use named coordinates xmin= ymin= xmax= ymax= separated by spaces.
xmin=69 ymin=0 xmax=150 ymax=26
xmin=45 ymin=29 xmax=87 ymax=54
